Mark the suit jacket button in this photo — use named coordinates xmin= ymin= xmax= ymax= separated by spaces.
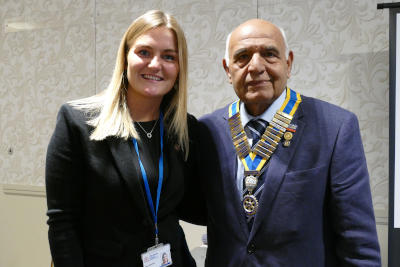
xmin=247 ymin=244 xmax=255 ymax=254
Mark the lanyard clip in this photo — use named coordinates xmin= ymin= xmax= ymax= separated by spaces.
xmin=155 ymin=222 xmax=159 ymax=245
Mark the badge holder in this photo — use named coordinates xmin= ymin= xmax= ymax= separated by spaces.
xmin=132 ymin=113 xmax=173 ymax=267
xmin=141 ymin=242 xmax=172 ymax=267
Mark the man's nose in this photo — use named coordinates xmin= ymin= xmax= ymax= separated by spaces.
xmin=248 ymin=53 xmax=265 ymax=73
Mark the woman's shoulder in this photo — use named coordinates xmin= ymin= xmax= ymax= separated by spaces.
xmin=54 ymin=101 xmax=99 ymax=136
xmin=186 ymin=113 xmax=198 ymax=127
xmin=57 ymin=103 xmax=93 ymax=123
xmin=63 ymin=94 xmax=103 ymax=120
xmin=186 ymin=113 xmax=200 ymax=138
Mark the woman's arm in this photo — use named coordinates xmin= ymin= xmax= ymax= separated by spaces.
xmin=178 ymin=114 xmax=207 ymax=225
xmin=46 ymin=104 xmax=86 ymax=267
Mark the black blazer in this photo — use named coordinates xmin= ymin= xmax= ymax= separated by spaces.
xmin=46 ymin=104 xmax=196 ymax=267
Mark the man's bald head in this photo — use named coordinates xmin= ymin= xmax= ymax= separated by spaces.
xmin=222 ymin=18 xmax=294 ymax=116
xmin=224 ymin=19 xmax=289 ymax=65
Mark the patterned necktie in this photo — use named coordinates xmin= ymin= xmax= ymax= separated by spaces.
xmin=245 ymin=119 xmax=267 ymax=146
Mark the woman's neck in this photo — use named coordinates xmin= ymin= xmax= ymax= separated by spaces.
xmin=127 ymin=91 xmax=162 ymax=122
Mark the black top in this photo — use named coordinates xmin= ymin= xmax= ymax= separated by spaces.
xmin=134 ymin=120 xmax=161 ymax=204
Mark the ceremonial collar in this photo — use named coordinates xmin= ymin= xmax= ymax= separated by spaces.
xmin=229 ymin=87 xmax=302 ymax=216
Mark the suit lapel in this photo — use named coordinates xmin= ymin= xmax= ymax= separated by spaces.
xmin=107 ymin=137 xmax=153 ymax=226
xmin=222 ymin=110 xmax=251 ymax=237
xmin=249 ymin=104 xmax=306 ymax=240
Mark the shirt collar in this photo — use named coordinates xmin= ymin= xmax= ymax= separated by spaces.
xmin=240 ymin=88 xmax=286 ymax=127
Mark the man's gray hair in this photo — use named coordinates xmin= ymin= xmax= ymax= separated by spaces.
xmin=224 ymin=26 xmax=289 ymax=65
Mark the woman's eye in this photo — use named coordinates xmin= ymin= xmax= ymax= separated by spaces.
xmin=138 ymin=50 xmax=150 ymax=57
xmin=163 ymin=54 xmax=176 ymax=61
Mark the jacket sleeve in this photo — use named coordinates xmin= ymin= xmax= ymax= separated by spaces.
xmin=178 ymin=114 xmax=207 ymax=225
xmin=329 ymin=112 xmax=381 ymax=266
xmin=45 ymin=104 xmax=85 ymax=267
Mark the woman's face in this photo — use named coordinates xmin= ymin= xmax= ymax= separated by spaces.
xmin=162 ymin=253 xmax=168 ymax=263
xmin=126 ymin=26 xmax=179 ymax=102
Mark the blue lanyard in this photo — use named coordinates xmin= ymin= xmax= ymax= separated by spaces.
xmin=132 ymin=112 xmax=164 ymax=245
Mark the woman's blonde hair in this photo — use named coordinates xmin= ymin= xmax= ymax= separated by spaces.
xmin=70 ymin=10 xmax=189 ymax=158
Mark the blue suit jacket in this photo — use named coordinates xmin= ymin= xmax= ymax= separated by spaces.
xmin=193 ymin=94 xmax=381 ymax=266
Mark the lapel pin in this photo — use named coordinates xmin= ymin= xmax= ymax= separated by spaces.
xmin=286 ymin=123 xmax=297 ymax=133
xmin=283 ymin=123 xmax=297 ymax=147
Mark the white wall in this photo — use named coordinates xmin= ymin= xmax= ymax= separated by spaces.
xmin=0 ymin=185 xmax=50 ymax=267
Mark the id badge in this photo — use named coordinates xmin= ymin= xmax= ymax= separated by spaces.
xmin=141 ymin=243 xmax=172 ymax=267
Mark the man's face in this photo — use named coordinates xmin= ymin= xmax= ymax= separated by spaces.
xmin=224 ymin=20 xmax=293 ymax=115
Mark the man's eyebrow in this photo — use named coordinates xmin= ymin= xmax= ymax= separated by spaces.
xmin=232 ymin=45 xmax=281 ymax=59
xmin=232 ymin=48 xmax=248 ymax=58
xmin=262 ymin=45 xmax=279 ymax=52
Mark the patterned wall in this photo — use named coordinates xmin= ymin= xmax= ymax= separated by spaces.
xmin=257 ymin=0 xmax=389 ymax=222
xmin=0 ymin=0 xmax=389 ymax=222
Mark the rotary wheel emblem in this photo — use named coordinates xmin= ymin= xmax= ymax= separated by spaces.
xmin=243 ymin=195 xmax=258 ymax=215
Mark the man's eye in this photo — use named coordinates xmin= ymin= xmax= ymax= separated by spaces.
xmin=263 ymin=51 xmax=276 ymax=58
xmin=235 ymin=54 xmax=249 ymax=62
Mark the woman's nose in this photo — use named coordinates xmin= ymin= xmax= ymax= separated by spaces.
xmin=148 ymin=56 xmax=161 ymax=69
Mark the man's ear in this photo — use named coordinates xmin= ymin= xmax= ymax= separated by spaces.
xmin=286 ymin=51 xmax=294 ymax=78
xmin=222 ymin=59 xmax=232 ymax=84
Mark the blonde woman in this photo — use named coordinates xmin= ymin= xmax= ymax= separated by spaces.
xmin=46 ymin=10 xmax=196 ymax=267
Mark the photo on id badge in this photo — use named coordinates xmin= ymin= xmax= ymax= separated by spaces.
xmin=141 ymin=243 xmax=172 ymax=267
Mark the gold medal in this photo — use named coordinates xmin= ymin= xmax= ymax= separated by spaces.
xmin=283 ymin=131 xmax=293 ymax=147
xmin=243 ymin=194 xmax=258 ymax=215
xmin=284 ymin=131 xmax=293 ymax=141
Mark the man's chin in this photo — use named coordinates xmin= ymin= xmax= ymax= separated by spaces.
xmin=242 ymin=94 xmax=275 ymax=105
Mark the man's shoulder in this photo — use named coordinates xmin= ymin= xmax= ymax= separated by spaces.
xmin=299 ymin=94 xmax=363 ymax=138
xmin=300 ymin=94 xmax=356 ymax=121
xmin=199 ymin=103 xmax=230 ymax=123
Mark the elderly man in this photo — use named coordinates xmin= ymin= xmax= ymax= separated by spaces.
xmin=192 ymin=19 xmax=381 ymax=266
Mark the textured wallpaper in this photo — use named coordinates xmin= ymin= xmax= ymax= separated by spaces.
xmin=0 ymin=0 xmax=389 ymax=222
xmin=1 ymin=0 xmax=96 ymax=185
xmin=257 ymin=0 xmax=389 ymax=222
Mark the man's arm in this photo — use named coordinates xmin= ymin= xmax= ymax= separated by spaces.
xmin=329 ymin=112 xmax=381 ymax=266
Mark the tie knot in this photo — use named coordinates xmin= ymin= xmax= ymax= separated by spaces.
xmin=245 ymin=119 xmax=267 ymax=142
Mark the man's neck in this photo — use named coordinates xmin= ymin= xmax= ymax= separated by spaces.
xmin=244 ymin=103 xmax=270 ymax=117
xmin=241 ymin=88 xmax=287 ymax=123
